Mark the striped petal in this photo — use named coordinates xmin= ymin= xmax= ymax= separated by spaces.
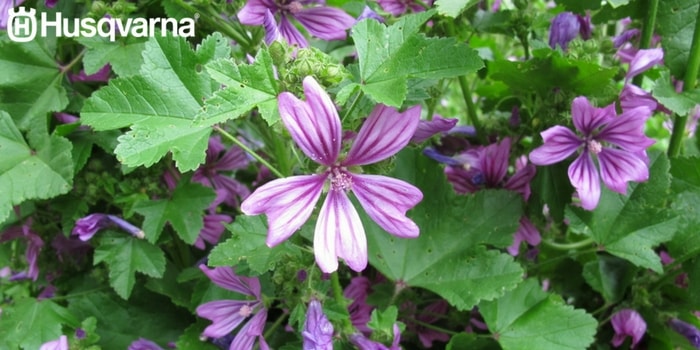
xmin=529 ymin=126 xmax=582 ymax=165
xmin=344 ymin=104 xmax=421 ymax=166
xmin=241 ymin=175 xmax=325 ymax=247
xmin=279 ymin=15 xmax=309 ymax=47
xmin=352 ymin=174 xmax=422 ymax=238
xmin=597 ymin=106 xmax=655 ymax=152
xmin=598 ymin=148 xmax=649 ymax=194
xmin=196 ymin=300 xmax=254 ymax=338
xmin=315 ymin=190 xmax=367 ymax=272
xmin=572 ymin=96 xmax=614 ymax=135
xmin=238 ymin=0 xmax=276 ymax=25
xmin=568 ymin=152 xmax=601 ymax=210
xmin=199 ymin=264 xmax=261 ymax=298
xmin=278 ymin=76 xmax=341 ymax=165
xmin=294 ymin=7 xmax=355 ymax=41
xmin=229 ymin=309 xmax=268 ymax=350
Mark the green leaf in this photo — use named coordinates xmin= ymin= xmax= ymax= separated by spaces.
xmin=582 ymin=253 xmax=635 ymax=303
xmin=366 ymin=149 xmax=524 ymax=310
xmin=76 ymin=36 xmax=148 ymax=77
xmin=0 ymin=298 xmax=78 ymax=350
xmin=208 ymin=216 xmax=301 ymax=275
xmin=0 ymin=38 xmax=68 ymax=129
xmin=480 ymin=279 xmax=597 ymax=350
xmin=671 ymin=156 xmax=700 ymax=193
xmin=81 ymin=33 xmax=231 ymax=171
xmin=668 ymin=191 xmax=700 ymax=261
xmin=94 ymin=234 xmax=166 ymax=299
xmin=435 ymin=0 xmax=480 ymax=18
xmin=352 ymin=12 xmax=484 ymax=106
xmin=652 ymin=70 xmax=700 ymax=116
xmin=657 ymin=0 xmax=700 ymax=80
xmin=0 ymin=111 xmax=73 ymax=224
xmin=447 ymin=333 xmax=500 ymax=350
xmin=134 ymin=181 xmax=215 ymax=244
xmin=608 ymin=0 xmax=631 ymax=8
xmin=567 ymin=152 xmax=678 ymax=272
xmin=530 ymin=162 xmax=574 ymax=223
xmin=194 ymin=48 xmax=280 ymax=126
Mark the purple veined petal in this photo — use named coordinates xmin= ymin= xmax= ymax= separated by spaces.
xmin=302 ymin=299 xmax=334 ymax=350
xmin=597 ymin=148 xmax=649 ymax=194
xmin=352 ymin=174 xmax=422 ymax=238
xmin=39 ymin=335 xmax=69 ymax=350
xmin=262 ymin=10 xmax=282 ymax=44
xmin=568 ymin=152 xmax=601 ymax=211
xmin=229 ymin=309 xmax=268 ymax=350
xmin=279 ymin=14 xmax=309 ymax=47
xmin=480 ymin=138 xmax=511 ymax=186
xmin=507 ymin=217 xmax=541 ymax=256
xmin=278 ymin=77 xmax=341 ymax=165
xmin=199 ymin=264 xmax=261 ymax=298
xmin=314 ymin=189 xmax=367 ymax=272
xmin=72 ymin=213 xmax=111 ymax=241
xmin=613 ymin=28 xmax=640 ymax=48
xmin=422 ymin=147 xmax=463 ymax=166
xmin=529 ymin=126 xmax=582 ymax=165
xmin=411 ymin=116 xmax=459 ymax=143
xmin=294 ymin=6 xmax=355 ymax=41
xmin=504 ymin=163 xmax=536 ymax=200
xmin=597 ymin=106 xmax=655 ymax=152
xmin=377 ymin=0 xmax=409 ymax=16
xmin=241 ymin=175 xmax=325 ymax=247
xmin=445 ymin=165 xmax=481 ymax=194
xmin=238 ymin=0 xmax=276 ymax=25
xmin=195 ymin=214 xmax=232 ymax=249
xmin=626 ymin=48 xmax=664 ymax=81
xmin=619 ymin=84 xmax=660 ymax=112
xmin=344 ymin=104 xmax=422 ymax=166
xmin=572 ymin=96 xmax=613 ymax=135
xmin=211 ymin=175 xmax=251 ymax=206
xmin=196 ymin=300 xmax=256 ymax=338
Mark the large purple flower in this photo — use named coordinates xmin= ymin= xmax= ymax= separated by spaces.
xmin=196 ymin=264 xmax=269 ymax=350
xmin=238 ymin=0 xmax=355 ymax=47
xmin=611 ymin=309 xmax=646 ymax=348
xmin=241 ymin=76 xmax=423 ymax=273
xmin=529 ymin=97 xmax=654 ymax=210
xmin=302 ymin=299 xmax=334 ymax=350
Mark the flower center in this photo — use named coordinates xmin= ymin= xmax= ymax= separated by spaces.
xmin=329 ymin=167 xmax=353 ymax=192
xmin=238 ymin=304 xmax=254 ymax=317
xmin=587 ymin=139 xmax=603 ymax=154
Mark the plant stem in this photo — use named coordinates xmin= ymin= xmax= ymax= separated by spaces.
xmin=330 ymin=271 xmax=354 ymax=334
xmin=631 ymin=0 xmax=659 ymax=87
xmin=542 ymin=237 xmax=595 ymax=250
xmin=408 ymin=318 xmax=459 ymax=336
xmin=263 ymin=311 xmax=288 ymax=340
xmin=59 ymin=49 xmax=86 ymax=74
xmin=214 ymin=125 xmax=285 ymax=178
xmin=342 ymin=89 xmax=363 ymax=122
xmin=171 ymin=0 xmax=252 ymax=50
xmin=668 ymin=6 xmax=700 ymax=157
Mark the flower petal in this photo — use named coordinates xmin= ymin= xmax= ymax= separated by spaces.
xmin=278 ymin=76 xmax=341 ymax=165
xmin=238 ymin=0 xmax=276 ymax=25
xmin=279 ymin=15 xmax=309 ymax=47
xmin=572 ymin=96 xmax=614 ymax=134
xmin=597 ymin=106 xmax=655 ymax=152
xmin=294 ymin=7 xmax=355 ymax=41
xmin=504 ymin=163 xmax=537 ymax=200
xmin=196 ymin=300 xmax=252 ymax=338
xmin=598 ymin=148 xmax=649 ymax=194
xmin=229 ymin=309 xmax=268 ymax=350
xmin=626 ymin=48 xmax=664 ymax=81
xmin=568 ymin=152 xmax=601 ymax=210
xmin=529 ymin=126 xmax=582 ymax=165
xmin=352 ymin=174 xmax=422 ymax=238
xmin=199 ymin=264 xmax=261 ymax=298
xmin=315 ymin=190 xmax=367 ymax=272
xmin=411 ymin=115 xmax=458 ymax=143
xmin=345 ymin=104 xmax=421 ymax=166
xmin=241 ymin=175 xmax=325 ymax=247
xmin=481 ymin=138 xmax=510 ymax=186
xmin=262 ymin=10 xmax=281 ymax=44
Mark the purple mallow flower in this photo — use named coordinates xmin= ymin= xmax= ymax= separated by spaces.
xmin=507 ymin=217 xmax=541 ymax=256
xmin=39 ymin=335 xmax=69 ymax=350
xmin=377 ymin=0 xmax=432 ymax=16
xmin=193 ymin=135 xmax=251 ymax=208
xmin=345 ymin=276 xmax=374 ymax=335
xmin=669 ymin=318 xmax=700 ymax=348
xmin=302 ymin=299 xmax=334 ymax=350
xmin=549 ymin=12 xmax=591 ymax=50
xmin=241 ymin=76 xmax=423 ymax=273
xmin=0 ymin=219 xmax=44 ymax=281
xmin=128 ymin=338 xmax=164 ymax=350
xmin=611 ymin=309 xmax=646 ymax=348
xmin=238 ymin=0 xmax=355 ymax=48
xmin=529 ymin=97 xmax=654 ymax=210
xmin=196 ymin=264 xmax=269 ymax=350
xmin=72 ymin=213 xmax=145 ymax=241
xmin=68 ymin=64 xmax=111 ymax=83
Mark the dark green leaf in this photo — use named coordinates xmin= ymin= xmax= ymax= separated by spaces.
xmin=0 ymin=298 xmax=78 ymax=350
xmin=582 ymin=253 xmax=635 ymax=303
xmin=657 ymin=0 xmax=700 ymax=80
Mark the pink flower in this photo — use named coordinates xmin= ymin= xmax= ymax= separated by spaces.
xmin=611 ymin=309 xmax=646 ymax=348
xmin=241 ymin=76 xmax=423 ymax=273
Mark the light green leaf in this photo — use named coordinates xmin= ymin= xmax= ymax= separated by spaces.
xmin=76 ymin=36 xmax=147 ymax=77
xmin=352 ymin=11 xmax=484 ymax=106
xmin=480 ymin=279 xmax=597 ymax=350
xmin=81 ymin=33 xmax=231 ymax=171
xmin=366 ymin=149 xmax=524 ymax=310
xmin=134 ymin=181 xmax=215 ymax=244
xmin=0 ymin=38 xmax=68 ymax=129
xmin=208 ymin=216 xmax=301 ymax=275
xmin=657 ymin=0 xmax=700 ymax=80
xmin=608 ymin=0 xmax=631 ymax=8
xmin=0 ymin=298 xmax=79 ymax=350
xmin=195 ymin=48 xmax=280 ymax=126
xmin=652 ymin=70 xmax=700 ymax=116
xmin=0 ymin=111 xmax=73 ymax=224
xmin=435 ymin=0 xmax=480 ymax=18
xmin=94 ymin=234 xmax=166 ymax=299
xmin=567 ymin=152 xmax=678 ymax=272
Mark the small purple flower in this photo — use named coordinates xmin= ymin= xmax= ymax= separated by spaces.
xmin=507 ymin=217 xmax=541 ymax=256
xmin=39 ymin=335 xmax=69 ymax=350
xmin=302 ymin=299 xmax=334 ymax=350
xmin=75 ymin=328 xmax=87 ymax=340
xmin=0 ymin=0 xmax=25 ymax=29
xmin=669 ymin=318 xmax=700 ymax=348
xmin=196 ymin=264 xmax=269 ymax=350
xmin=411 ymin=116 xmax=458 ymax=143
xmin=72 ymin=214 xmax=145 ymax=241
xmin=193 ymin=135 xmax=251 ymax=208
xmin=611 ymin=309 xmax=646 ymax=348
xmin=68 ymin=64 xmax=111 ymax=83
xmin=238 ymin=0 xmax=355 ymax=48
xmin=0 ymin=219 xmax=44 ymax=281
xmin=344 ymin=276 xmax=374 ymax=334
xmin=625 ymin=48 xmax=664 ymax=82
xmin=549 ymin=12 xmax=581 ymax=50
xmin=128 ymin=338 xmax=164 ymax=350
xmin=529 ymin=97 xmax=654 ymax=210
xmin=377 ymin=0 xmax=432 ymax=16
xmin=196 ymin=213 xmax=233 ymax=250
xmin=241 ymin=76 xmax=423 ymax=273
